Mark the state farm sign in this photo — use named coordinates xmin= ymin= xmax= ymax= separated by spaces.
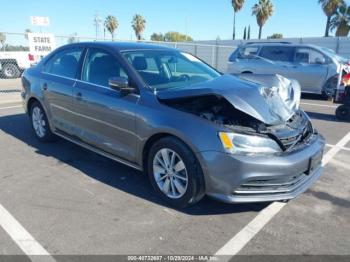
xmin=27 ymin=33 xmax=56 ymax=57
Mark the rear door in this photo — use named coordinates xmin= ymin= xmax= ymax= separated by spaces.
xmin=74 ymin=47 xmax=139 ymax=162
xmin=41 ymin=47 xmax=84 ymax=135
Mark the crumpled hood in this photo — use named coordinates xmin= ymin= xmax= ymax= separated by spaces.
xmin=156 ymin=74 xmax=301 ymax=125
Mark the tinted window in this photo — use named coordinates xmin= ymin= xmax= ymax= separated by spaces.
xmin=259 ymin=46 xmax=295 ymax=62
xmin=82 ymin=49 xmax=128 ymax=87
xmin=295 ymin=48 xmax=327 ymax=64
xmin=44 ymin=48 xmax=83 ymax=78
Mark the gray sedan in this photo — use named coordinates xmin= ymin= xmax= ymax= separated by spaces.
xmin=21 ymin=42 xmax=325 ymax=208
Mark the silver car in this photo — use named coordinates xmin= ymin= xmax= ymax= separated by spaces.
xmin=227 ymin=42 xmax=349 ymax=98
xmin=21 ymin=42 xmax=325 ymax=208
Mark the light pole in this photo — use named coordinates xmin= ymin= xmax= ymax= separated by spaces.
xmin=93 ymin=12 xmax=102 ymax=40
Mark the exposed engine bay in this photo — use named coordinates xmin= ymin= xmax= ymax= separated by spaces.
xmin=160 ymin=94 xmax=313 ymax=152
xmin=158 ymin=74 xmax=313 ymax=152
xmin=160 ymin=95 xmax=267 ymax=133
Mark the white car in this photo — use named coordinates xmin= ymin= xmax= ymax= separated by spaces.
xmin=0 ymin=51 xmax=38 ymax=79
xmin=227 ymin=42 xmax=350 ymax=98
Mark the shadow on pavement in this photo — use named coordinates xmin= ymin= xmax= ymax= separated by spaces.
xmin=305 ymin=111 xmax=337 ymax=122
xmin=0 ymin=113 xmax=268 ymax=215
xmin=305 ymin=110 xmax=350 ymax=124
xmin=301 ymin=93 xmax=326 ymax=101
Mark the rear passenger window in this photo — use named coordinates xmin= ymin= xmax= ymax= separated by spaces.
xmin=43 ymin=48 xmax=83 ymax=78
xmin=82 ymin=49 xmax=128 ymax=87
xmin=237 ymin=46 xmax=259 ymax=59
xmin=259 ymin=46 xmax=295 ymax=62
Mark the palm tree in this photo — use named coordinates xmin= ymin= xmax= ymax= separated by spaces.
xmin=104 ymin=15 xmax=118 ymax=41
xmin=319 ymin=0 xmax=344 ymax=37
xmin=231 ymin=0 xmax=246 ymax=40
xmin=252 ymin=0 xmax=274 ymax=39
xmin=132 ymin=14 xmax=146 ymax=41
xmin=330 ymin=3 xmax=350 ymax=36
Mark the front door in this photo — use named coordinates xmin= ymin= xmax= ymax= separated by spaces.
xmin=74 ymin=48 xmax=139 ymax=162
xmin=291 ymin=47 xmax=328 ymax=93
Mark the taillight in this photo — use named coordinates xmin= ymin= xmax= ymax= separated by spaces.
xmin=28 ymin=54 xmax=34 ymax=61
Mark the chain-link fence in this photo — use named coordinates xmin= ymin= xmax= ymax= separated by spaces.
xmin=0 ymin=32 xmax=236 ymax=82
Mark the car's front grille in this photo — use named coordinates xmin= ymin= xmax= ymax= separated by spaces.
xmin=272 ymin=111 xmax=314 ymax=152
xmin=233 ymin=172 xmax=308 ymax=196
xmin=280 ymin=122 xmax=313 ymax=151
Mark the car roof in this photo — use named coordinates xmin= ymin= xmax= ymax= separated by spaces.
xmin=62 ymin=41 xmax=177 ymax=52
xmin=242 ymin=42 xmax=321 ymax=49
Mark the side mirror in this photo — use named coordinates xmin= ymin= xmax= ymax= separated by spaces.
xmin=315 ymin=57 xmax=326 ymax=64
xmin=108 ymin=77 xmax=136 ymax=96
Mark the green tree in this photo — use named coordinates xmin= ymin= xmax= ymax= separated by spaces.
xmin=164 ymin=31 xmax=193 ymax=42
xmin=150 ymin=33 xmax=164 ymax=41
xmin=231 ymin=0 xmax=246 ymax=40
xmin=252 ymin=0 xmax=274 ymax=39
xmin=104 ymin=15 xmax=118 ymax=41
xmin=268 ymin=33 xmax=283 ymax=39
xmin=132 ymin=14 xmax=146 ymax=41
xmin=243 ymin=26 xmax=247 ymax=40
xmin=24 ymin=29 xmax=32 ymax=40
xmin=330 ymin=3 xmax=350 ymax=36
xmin=319 ymin=0 xmax=344 ymax=37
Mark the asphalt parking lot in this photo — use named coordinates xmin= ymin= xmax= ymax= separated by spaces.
xmin=0 ymin=79 xmax=350 ymax=261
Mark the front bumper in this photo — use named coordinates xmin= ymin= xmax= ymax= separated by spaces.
xmin=197 ymin=133 xmax=325 ymax=203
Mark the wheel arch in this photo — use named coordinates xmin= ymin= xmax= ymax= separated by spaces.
xmin=27 ymin=97 xmax=40 ymax=115
xmin=141 ymin=132 xmax=207 ymax=201
xmin=142 ymin=133 xmax=182 ymax=171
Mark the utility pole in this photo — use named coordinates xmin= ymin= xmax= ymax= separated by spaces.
xmin=93 ymin=12 xmax=102 ymax=40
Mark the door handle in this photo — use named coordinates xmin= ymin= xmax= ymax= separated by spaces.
xmin=42 ymin=83 xmax=48 ymax=91
xmin=75 ymin=92 xmax=83 ymax=101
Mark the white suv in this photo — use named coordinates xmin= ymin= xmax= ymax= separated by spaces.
xmin=227 ymin=42 xmax=349 ymax=98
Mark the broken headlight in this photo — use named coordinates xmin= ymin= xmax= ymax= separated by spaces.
xmin=218 ymin=132 xmax=282 ymax=155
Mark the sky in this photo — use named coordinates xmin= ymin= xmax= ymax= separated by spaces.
xmin=1 ymin=0 xmax=349 ymax=42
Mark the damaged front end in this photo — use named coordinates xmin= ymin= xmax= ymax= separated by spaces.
xmin=157 ymin=74 xmax=314 ymax=154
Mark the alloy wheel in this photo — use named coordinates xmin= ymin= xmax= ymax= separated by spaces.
xmin=152 ymin=148 xmax=188 ymax=199
xmin=32 ymin=107 xmax=46 ymax=138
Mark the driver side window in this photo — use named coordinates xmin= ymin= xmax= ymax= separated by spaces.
xmin=82 ymin=48 xmax=128 ymax=87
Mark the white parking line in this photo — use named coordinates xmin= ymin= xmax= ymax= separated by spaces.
xmin=300 ymin=102 xmax=338 ymax=109
xmin=326 ymin=143 xmax=350 ymax=152
xmin=0 ymin=204 xmax=55 ymax=261
xmin=215 ymin=132 xmax=350 ymax=259
xmin=0 ymin=105 xmax=23 ymax=110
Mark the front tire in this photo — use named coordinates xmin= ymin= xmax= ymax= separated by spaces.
xmin=322 ymin=77 xmax=338 ymax=100
xmin=30 ymin=101 xmax=56 ymax=142
xmin=336 ymin=105 xmax=350 ymax=121
xmin=147 ymin=137 xmax=205 ymax=208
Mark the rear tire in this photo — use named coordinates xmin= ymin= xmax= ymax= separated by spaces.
xmin=1 ymin=63 xmax=21 ymax=79
xmin=30 ymin=101 xmax=56 ymax=142
xmin=336 ymin=105 xmax=350 ymax=121
xmin=147 ymin=137 xmax=205 ymax=208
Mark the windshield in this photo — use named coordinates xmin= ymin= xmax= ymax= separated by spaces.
xmin=122 ymin=50 xmax=221 ymax=91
